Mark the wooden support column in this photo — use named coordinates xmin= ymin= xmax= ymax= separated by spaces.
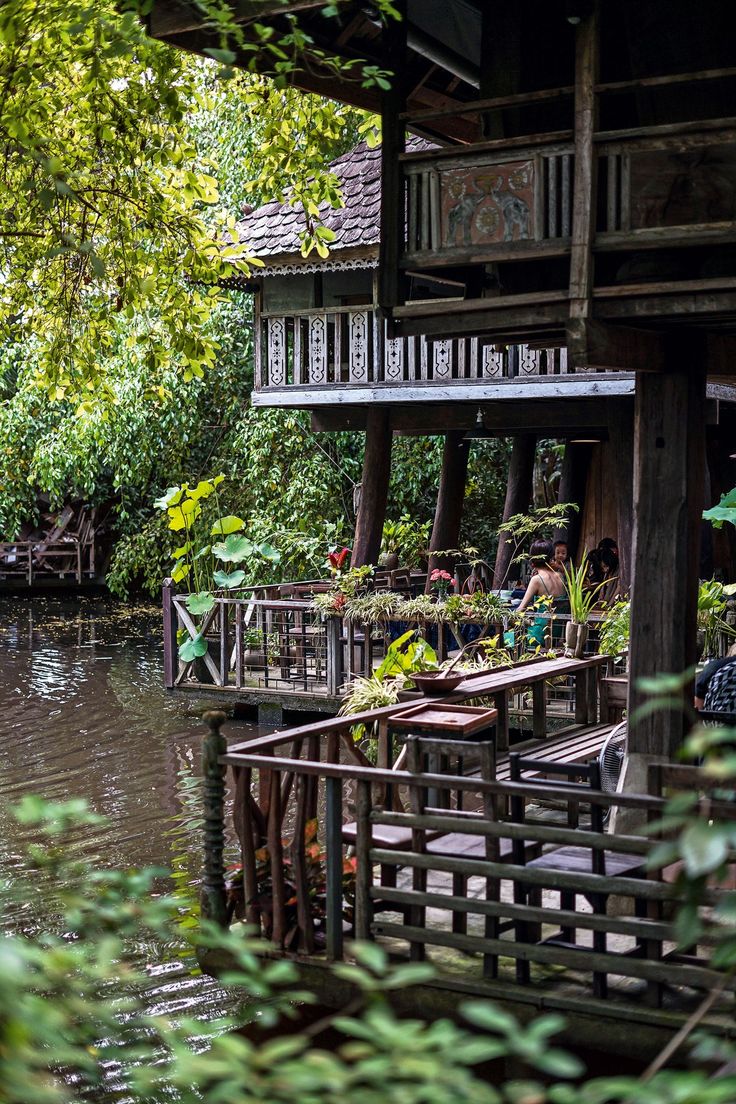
xmin=554 ymin=442 xmax=594 ymax=561
xmin=427 ymin=431 xmax=471 ymax=577
xmin=607 ymin=400 xmax=634 ymax=593
xmin=377 ymin=0 xmax=406 ymax=321
xmin=706 ymin=413 xmax=736 ymax=582
xmin=627 ymin=344 xmax=707 ymax=760
xmin=352 ymin=409 xmax=392 ymax=568
xmin=493 ymin=434 xmax=537 ymax=588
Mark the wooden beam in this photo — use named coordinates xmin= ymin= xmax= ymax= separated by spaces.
xmin=606 ymin=399 xmax=634 ymax=592
xmin=567 ymin=3 xmax=599 ymax=367
xmin=351 ymin=409 xmax=392 ymax=568
xmin=377 ymin=0 xmax=407 ymax=321
xmin=554 ymin=442 xmax=594 ymax=562
xmin=427 ymin=432 xmax=471 ymax=576
xmin=493 ymin=434 xmax=537 ymax=588
xmin=628 ymin=336 xmax=707 ymax=759
xmin=310 ymin=398 xmax=623 ymax=435
xmin=567 ymin=319 xmax=666 ymax=372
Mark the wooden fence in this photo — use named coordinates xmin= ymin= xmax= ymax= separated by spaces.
xmin=202 ymin=705 xmax=735 ymax=1016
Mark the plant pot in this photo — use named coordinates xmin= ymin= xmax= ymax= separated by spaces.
xmin=565 ymin=621 xmax=589 ymax=659
xmin=382 ymin=552 xmax=400 ymax=571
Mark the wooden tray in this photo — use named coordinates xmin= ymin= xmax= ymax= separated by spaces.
xmin=389 ymin=702 xmax=498 ymax=736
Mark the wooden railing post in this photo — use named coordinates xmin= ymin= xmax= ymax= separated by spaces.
xmin=201 ymin=710 xmax=228 ymax=927
xmin=325 ymin=776 xmax=345 ymax=960
xmin=325 ymin=616 xmax=344 ymax=695
xmin=162 ymin=578 xmax=178 ymax=689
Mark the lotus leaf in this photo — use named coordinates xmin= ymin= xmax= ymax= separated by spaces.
xmin=179 ymin=633 xmax=208 ymax=662
xmin=212 ymin=534 xmax=254 ymax=563
xmin=214 ymin=569 xmax=246 ymax=589
xmin=171 ymin=559 xmax=190 ymax=583
xmin=167 ymin=508 xmax=187 ymax=532
xmin=257 ymin=542 xmax=281 ymax=563
xmin=211 ymin=515 xmax=245 ymax=536
xmin=171 ymin=540 xmax=192 ymax=559
xmin=154 ymin=485 xmax=184 ymax=510
xmin=185 ymin=592 xmax=215 ymax=615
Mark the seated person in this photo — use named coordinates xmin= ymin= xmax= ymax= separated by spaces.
xmin=517 ymin=539 xmax=567 ymax=612
xmin=553 ymin=540 xmax=568 ymax=574
xmin=695 ymin=643 xmax=736 ymax=710
xmin=518 ymin=540 xmax=568 ymax=647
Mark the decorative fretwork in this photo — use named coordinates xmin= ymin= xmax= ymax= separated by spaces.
xmin=482 ymin=345 xmax=504 ymax=378
xmin=309 ymin=315 xmax=327 ymax=384
xmin=518 ymin=346 xmax=541 ymax=376
xmin=432 ymin=340 xmax=453 ymax=379
xmin=349 ymin=311 xmax=370 ymax=382
xmin=267 ymin=317 xmax=286 ymax=386
xmin=384 ymin=335 xmax=404 ymax=382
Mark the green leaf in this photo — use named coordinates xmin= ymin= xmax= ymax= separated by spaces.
xmin=680 ymin=821 xmax=729 ymax=877
xmin=213 ymin=569 xmax=246 ymax=589
xmin=256 ymin=541 xmax=281 ymax=563
xmin=211 ymin=515 xmax=245 ymax=536
xmin=212 ymin=533 xmax=254 ymax=563
xmin=171 ymin=560 xmax=190 ymax=584
xmin=171 ymin=541 xmax=192 ymax=559
xmin=179 ymin=633 xmax=207 ymax=662
xmin=461 ymin=1000 xmax=518 ymax=1034
xmin=185 ymin=592 xmax=215 ymax=615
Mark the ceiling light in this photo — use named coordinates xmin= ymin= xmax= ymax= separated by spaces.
xmin=464 ymin=407 xmax=494 ymax=441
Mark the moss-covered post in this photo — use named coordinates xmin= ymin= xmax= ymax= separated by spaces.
xmin=201 ymin=710 xmax=228 ymax=927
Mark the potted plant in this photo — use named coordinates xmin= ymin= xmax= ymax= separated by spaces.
xmin=562 ymin=554 xmax=606 ymax=658
xmin=379 ymin=516 xmax=431 ymax=571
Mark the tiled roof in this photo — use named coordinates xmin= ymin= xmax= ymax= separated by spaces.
xmin=235 ymin=137 xmax=432 ymax=270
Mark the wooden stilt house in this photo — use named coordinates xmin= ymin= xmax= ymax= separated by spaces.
xmin=151 ymin=0 xmax=736 ymax=759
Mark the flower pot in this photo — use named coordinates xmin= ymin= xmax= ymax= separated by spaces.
xmin=565 ymin=621 xmax=589 ymax=658
xmin=382 ymin=552 xmax=400 ymax=571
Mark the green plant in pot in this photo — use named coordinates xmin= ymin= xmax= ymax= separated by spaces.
xmin=380 ymin=515 xmax=431 ymax=571
xmin=562 ymin=554 xmax=606 ymax=658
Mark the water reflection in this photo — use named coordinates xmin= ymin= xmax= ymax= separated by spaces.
xmin=0 ymin=595 xmax=262 ymax=1023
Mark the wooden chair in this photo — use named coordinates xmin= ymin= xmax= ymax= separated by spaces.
xmin=508 ymin=752 xmax=647 ymax=998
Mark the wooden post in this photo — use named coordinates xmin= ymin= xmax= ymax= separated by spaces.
xmin=325 ymin=776 xmax=344 ymax=961
xmin=628 ymin=343 xmax=707 ymax=760
xmin=554 ymin=441 xmax=594 ymax=561
xmin=162 ymin=578 xmax=178 ymax=689
xmin=493 ymin=433 xmax=537 ymax=587
xmin=377 ymin=0 xmax=406 ymax=320
xmin=200 ymin=711 xmax=228 ymax=927
xmin=607 ymin=400 xmax=634 ymax=593
xmin=427 ymin=430 xmax=470 ymax=576
xmin=352 ymin=408 xmax=392 ymax=568
xmin=566 ymin=4 xmax=599 ymax=367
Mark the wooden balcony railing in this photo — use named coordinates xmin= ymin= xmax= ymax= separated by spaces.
xmin=200 ymin=702 xmax=736 ymax=1020
xmin=256 ymin=306 xmax=580 ymax=391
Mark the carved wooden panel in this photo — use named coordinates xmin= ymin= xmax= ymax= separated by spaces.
xmin=432 ymin=340 xmax=453 ymax=379
xmin=518 ymin=346 xmax=541 ymax=376
xmin=349 ymin=311 xmax=370 ymax=382
xmin=267 ymin=317 xmax=286 ymax=386
xmin=482 ymin=345 xmax=504 ymax=377
xmin=384 ymin=335 xmax=405 ymax=382
xmin=309 ymin=315 xmax=327 ymax=384
xmin=628 ymin=144 xmax=736 ymax=230
xmin=440 ymin=160 xmax=535 ymax=249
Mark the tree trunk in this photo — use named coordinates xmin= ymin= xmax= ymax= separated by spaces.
xmin=351 ymin=409 xmax=392 ymax=568
xmin=627 ymin=343 xmax=707 ymax=760
xmin=427 ymin=431 xmax=471 ymax=578
xmin=493 ymin=433 xmax=537 ymax=588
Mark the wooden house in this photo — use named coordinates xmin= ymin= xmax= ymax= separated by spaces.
xmin=150 ymin=0 xmax=736 ymax=761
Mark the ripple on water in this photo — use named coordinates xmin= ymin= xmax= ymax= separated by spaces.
xmin=0 ymin=596 xmax=262 ymax=1052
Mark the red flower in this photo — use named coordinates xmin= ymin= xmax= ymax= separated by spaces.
xmin=327 ymin=547 xmax=351 ymax=572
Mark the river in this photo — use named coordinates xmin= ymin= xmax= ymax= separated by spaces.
xmin=0 ymin=594 xmax=260 ymax=1022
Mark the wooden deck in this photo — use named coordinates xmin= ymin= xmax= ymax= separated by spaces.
xmin=197 ymin=658 xmax=736 ymax=1058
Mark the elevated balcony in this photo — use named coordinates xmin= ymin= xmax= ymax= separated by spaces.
xmin=253 ymin=304 xmax=636 ymax=408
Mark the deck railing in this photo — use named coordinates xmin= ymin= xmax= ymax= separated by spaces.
xmin=202 ymin=703 xmax=735 ymax=1016
xmin=0 ymin=539 xmax=97 ymax=585
xmin=163 ymin=583 xmax=599 ymax=704
xmin=256 ymin=308 xmax=575 ymax=390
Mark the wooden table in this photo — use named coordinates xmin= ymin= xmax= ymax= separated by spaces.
xmin=444 ymin=653 xmax=609 ymax=752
